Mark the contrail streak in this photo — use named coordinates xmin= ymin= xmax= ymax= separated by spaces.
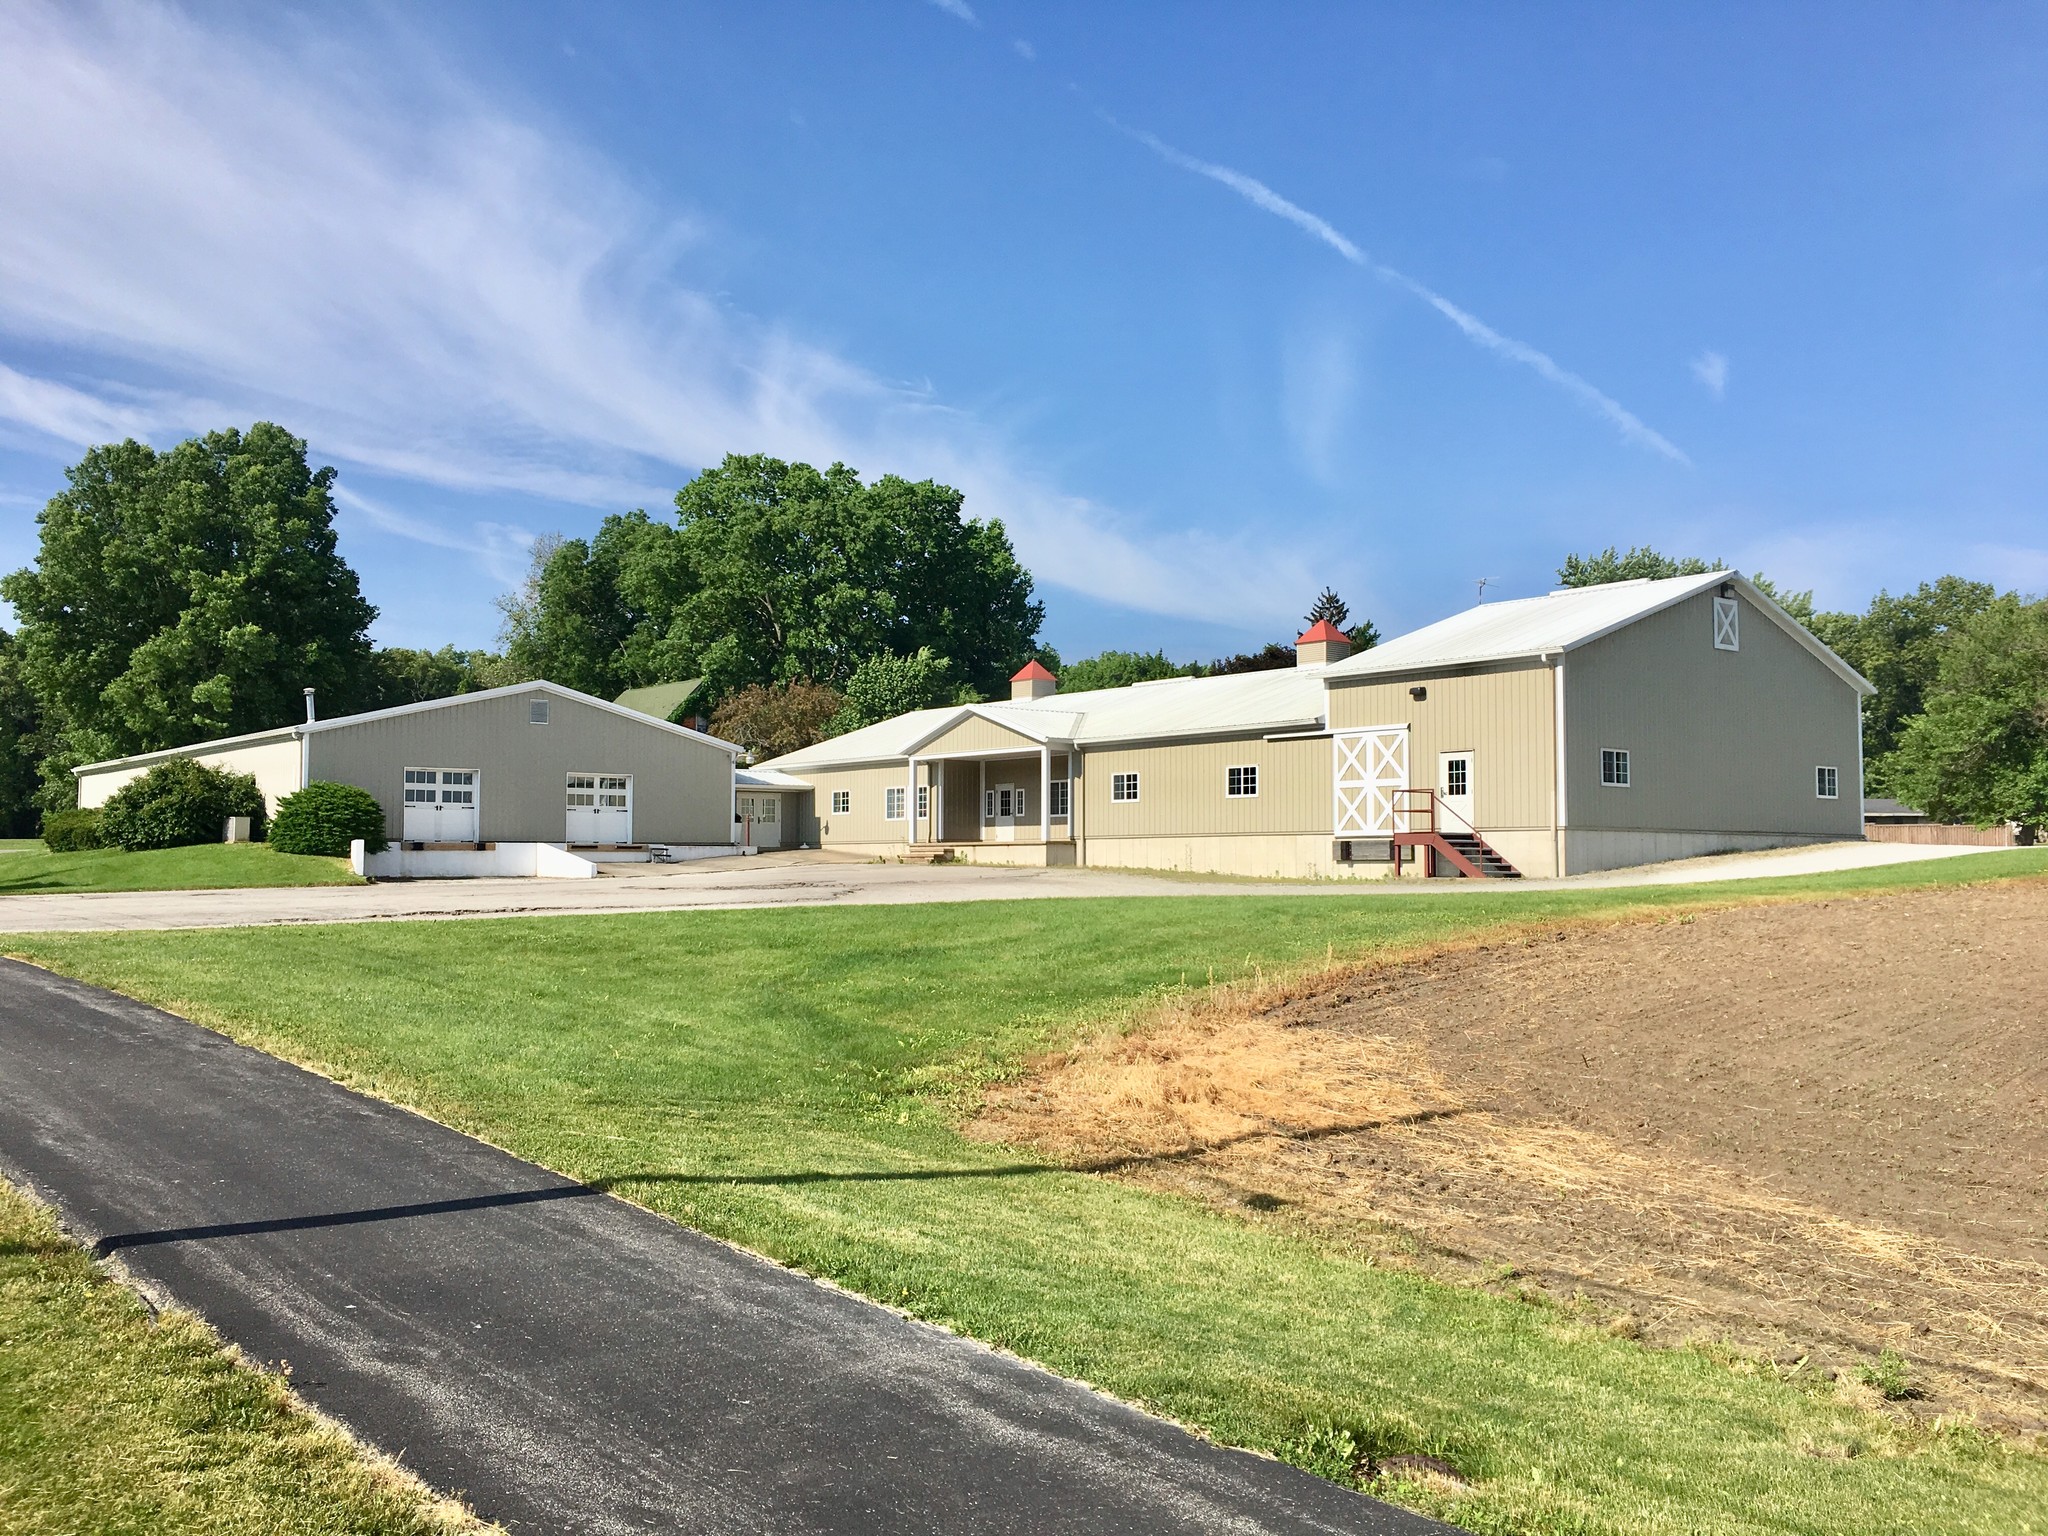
xmin=1123 ymin=124 xmax=1689 ymax=465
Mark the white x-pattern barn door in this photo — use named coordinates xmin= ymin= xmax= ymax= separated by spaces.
xmin=1333 ymin=727 xmax=1408 ymax=835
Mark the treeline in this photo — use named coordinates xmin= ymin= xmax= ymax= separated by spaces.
xmin=0 ymin=428 xmax=1050 ymax=832
xmin=1563 ymin=547 xmax=2048 ymax=831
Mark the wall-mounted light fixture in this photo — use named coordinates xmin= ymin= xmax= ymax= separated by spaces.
xmin=1409 ymin=685 xmax=1427 ymax=701
xmin=1719 ymin=581 xmax=1735 ymax=599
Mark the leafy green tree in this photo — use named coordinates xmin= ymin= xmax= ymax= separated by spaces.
xmin=1558 ymin=546 xmax=1722 ymax=586
xmin=1887 ymin=598 xmax=2048 ymax=831
xmin=1809 ymin=577 xmax=2003 ymax=768
xmin=499 ymin=514 xmax=691 ymax=696
xmin=368 ymin=646 xmax=508 ymax=708
xmin=1 ymin=425 xmax=377 ymax=813
xmin=708 ymin=680 xmax=844 ymax=759
xmin=671 ymin=456 xmax=1042 ymax=703
xmin=0 ymin=629 xmax=40 ymax=835
xmin=1057 ymin=649 xmax=1200 ymax=693
xmin=827 ymin=648 xmax=972 ymax=735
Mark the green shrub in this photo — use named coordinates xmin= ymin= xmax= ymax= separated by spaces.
xmin=98 ymin=759 xmax=265 ymax=852
xmin=269 ymin=781 xmax=388 ymax=858
xmin=42 ymin=808 xmax=105 ymax=852
xmin=1856 ymin=1348 xmax=1917 ymax=1401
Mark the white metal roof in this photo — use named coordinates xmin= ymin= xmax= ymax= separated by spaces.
xmin=74 ymin=679 xmax=740 ymax=776
xmin=735 ymin=766 xmax=813 ymax=790
xmin=1321 ymin=571 xmax=1874 ymax=694
xmin=761 ymin=666 xmax=1329 ymax=771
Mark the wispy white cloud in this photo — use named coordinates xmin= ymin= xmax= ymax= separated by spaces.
xmin=1012 ymin=38 xmax=1037 ymax=62
xmin=0 ymin=1 xmax=1317 ymax=625
xmin=925 ymin=0 xmax=978 ymax=24
xmin=1121 ymin=124 xmax=1691 ymax=466
xmin=1691 ymin=349 xmax=1729 ymax=399
xmin=1280 ymin=323 xmax=1356 ymax=486
xmin=332 ymin=485 xmax=539 ymax=588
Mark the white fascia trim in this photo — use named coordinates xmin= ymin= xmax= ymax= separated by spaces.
xmin=301 ymin=679 xmax=742 ymax=754
xmin=1080 ymin=719 xmax=1325 ymax=749
xmin=1558 ymin=572 xmax=1874 ymax=696
xmin=74 ymin=726 xmax=303 ymax=776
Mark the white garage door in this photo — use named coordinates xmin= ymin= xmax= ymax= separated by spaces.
xmin=567 ymin=773 xmax=632 ymax=844
xmin=402 ymin=768 xmax=480 ymax=843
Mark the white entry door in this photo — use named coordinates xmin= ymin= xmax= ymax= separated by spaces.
xmin=985 ymin=781 xmax=1020 ymax=842
xmin=736 ymin=793 xmax=781 ymax=849
xmin=402 ymin=768 xmax=479 ymax=843
xmin=567 ymin=773 xmax=632 ymax=844
xmin=1438 ymin=751 xmax=1475 ymax=833
xmin=1333 ymin=728 xmax=1407 ymax=834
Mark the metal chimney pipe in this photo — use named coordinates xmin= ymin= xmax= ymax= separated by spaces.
xmin=303 ymin=687 xmax=316 ymax=724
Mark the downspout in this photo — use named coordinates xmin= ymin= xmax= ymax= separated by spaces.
xmin=1855 ymin=692 xmax=1866 ymax=842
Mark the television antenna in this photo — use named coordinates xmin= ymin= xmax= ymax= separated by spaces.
xmin=1475 ymin=577 xmax=1495 ymax=603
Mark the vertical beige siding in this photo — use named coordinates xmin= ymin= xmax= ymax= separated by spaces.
xmin=1565 ymin=589 xmax=1863 ymax=839
xmin=1078 ymin=735 xmax=1331 ymax=838
xmin=75 ymin=734 xmax=304 ymax=813
xmin=806 ymin=762 xmax=916 ymax=845
xmin=308 ymin=692 xmax=734 ymax=844
xmin=918 ymin=715 xmax=1045 ymax=756
xmin=1324 ymin=662 xmax=1557 ymax=834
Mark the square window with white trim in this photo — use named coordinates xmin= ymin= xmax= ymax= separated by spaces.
xmin=1601 ymin=748 xmax=1631 ymax=787
xmin=1049 ymin=779 xmax=1070 ymax=819
xmin=830 ymin=790 xmax=850 ymax=815
xmin=1111 ymin=772 xmax=1140 ymax=803
xmin=529 ymin=698 xmax=550 ymax=724
xmin=1713 ymin=596 xmax=1740 ymax=651
xmin=1816 ymin=765 xmax=1839 ymax=799
xmin=884 ymin=786 xmax=906 ymax=820
xmin=1226 ymin=764 xmax=1258 ymax=797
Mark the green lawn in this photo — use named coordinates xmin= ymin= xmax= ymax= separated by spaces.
xmin=8 ymin=849 xmax=2048 ymax=1536
xmin=0 ymin=1180 xmax=483 ymax=1535
xmin=0 ymin=843 xmax=362 ymax=896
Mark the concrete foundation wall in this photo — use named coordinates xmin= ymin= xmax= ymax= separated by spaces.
xmin=1562 ymin=828 xmax=1857 ymax=875
xmin=1080 ymin=833 xmax=1395 ymax=881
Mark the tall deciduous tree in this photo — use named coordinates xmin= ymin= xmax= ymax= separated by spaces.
xmin=1557 ymin=546 xmax=1815 ymax=623
xmin=1808 ymin=577 xmax=2003 ymax=769
xmin=0 ymin=629 xmax=40 ymax=835
xmin=827 ymin=648 xmax=971 ymax=735
xmin=1886 ymin=597 xmax=2048 ymax=832
xmin=499 ymin=456 xmax=1044 ymax=708
xmin=0 ymin=425 xmax=377 ymax=811
xmin=709 ymin=680 xmax=844 ymax=760
xmin=1057 ymin=649 xmax=1199 ymax=693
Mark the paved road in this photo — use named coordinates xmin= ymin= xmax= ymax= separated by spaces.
xmin=0 ymin=959 xmax=1445 ymax=1535
xmin=0 ymin=840 xmax=2002 ymax=933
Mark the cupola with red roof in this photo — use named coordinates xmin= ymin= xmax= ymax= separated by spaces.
xmin=1295 ymin=619 xmax=1352 ymax=667
xmin=1010 ymin=659 xmax=1058 ymax=700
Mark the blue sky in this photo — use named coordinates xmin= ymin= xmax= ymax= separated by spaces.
xmin=1 ymin=2 xmax=2044 ymax=663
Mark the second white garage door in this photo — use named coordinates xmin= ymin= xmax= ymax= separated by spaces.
xmin=567 ymin=773 xmax=632 ymax=844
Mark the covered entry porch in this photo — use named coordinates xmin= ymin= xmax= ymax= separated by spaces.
xmin=902 ymin=712 xmax=1075 ymax=864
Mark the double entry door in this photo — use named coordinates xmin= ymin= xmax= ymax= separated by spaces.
xmin=402 ymin=767 xmax=479 ymax=843
xmin=566 ymin=773 xmax=632 ymax=844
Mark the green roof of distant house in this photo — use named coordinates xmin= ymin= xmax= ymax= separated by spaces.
xmin=613 ymin=679 xmax=705 ymax=722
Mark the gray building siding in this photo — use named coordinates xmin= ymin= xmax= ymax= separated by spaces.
xmin=307 ymin=690 xmax=734 ymax=845
xmin=1564 ymin=588 xmax=1863 ymax=840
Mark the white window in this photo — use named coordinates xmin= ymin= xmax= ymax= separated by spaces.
xmin=740 ymin=794 xmax=778 ymax=825
xmin=529 ymin=697 xmax=550 ymax=724
xmin=1049 ymin=779 xmax=1070 ymax=819
xmin=1443 ymin=757 xmax=1468 ymax=799
xmin=831 ymin=790 xmax=850 ymax=815
xmin=884 ymin=786 xmax=906 ymax=820
xmin=404 ymin=767 xmax=438 ymax=805
xmin=1013 ymin=785 xmax=1027 ymax=818
xmin=1226 ymin=765 xmax=1258 ymax=798
xmin=1111 ymin=772 xmax=1140 ymax=803
xmin=917 ymin=783 xmax=929 ymax=819
xmin=1816 ymin=765 xmax=1839 ymax=799
xmin=1713 ymin=596 xmax=1740 ymax=652
xmin=598 ymin=774 xmax=627 ymax=809
xmin=994 ymin=786 xmax=1016 ymax=817
xmin=984 ymin=789 xmax=994 ymax=818
xmin=1601 ymin=749 xmax=1631 ymax=787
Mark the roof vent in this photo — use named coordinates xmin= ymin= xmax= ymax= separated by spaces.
xmin=1011 ymin=659 xmax=1058 ymax=701
xmin=303 ymin=687 xmax=316 ymax=724
xmin=1295 ymin=620 xmax=1351 ymax=667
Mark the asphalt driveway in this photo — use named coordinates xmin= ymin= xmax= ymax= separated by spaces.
xmin=0 ymin=958 xmax=1446 ymax=1535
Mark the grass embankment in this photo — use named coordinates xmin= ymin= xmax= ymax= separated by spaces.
xmin=0 ymin=1180 xmax=483 ymax=1534
xmin=9 ymin=849 xmax=2048 ymax=1536
xmin=0 ymin=843 xmax=361 ymax=896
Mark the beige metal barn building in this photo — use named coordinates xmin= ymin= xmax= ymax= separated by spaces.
xmin=73 ymin=681 xmax=740 ymax=854
xmin=756 ymin=573 xmax=1873 ymax=878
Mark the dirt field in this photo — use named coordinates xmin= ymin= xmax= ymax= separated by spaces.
xmin=973 ymin=880 xmax=2048 ymax=1429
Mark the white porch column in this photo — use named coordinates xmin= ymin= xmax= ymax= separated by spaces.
xmin=1040 ymin=744 xmax=1051 ymax=842
xmin=906 ymin=757 xmax=917 ymax=845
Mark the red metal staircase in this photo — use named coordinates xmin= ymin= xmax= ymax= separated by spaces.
xmin=1389 ymin=790 xmax=1522 ymax=879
